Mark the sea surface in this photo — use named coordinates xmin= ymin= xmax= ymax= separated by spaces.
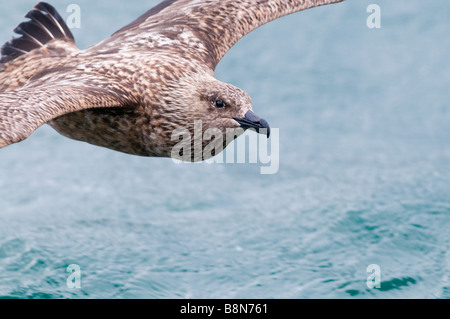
xmin=0 ymin=0 xmax=449 ymax=299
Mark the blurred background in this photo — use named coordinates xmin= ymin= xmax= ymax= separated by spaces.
xmin=0 ymin=0 xmax=449 ymax=298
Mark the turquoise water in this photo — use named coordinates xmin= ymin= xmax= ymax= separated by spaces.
xmin=0 ymin=0 xmax=449 ymax=298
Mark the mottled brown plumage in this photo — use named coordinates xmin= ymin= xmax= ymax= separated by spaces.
xmin=0 ymin=0 xmax=343 ymax=161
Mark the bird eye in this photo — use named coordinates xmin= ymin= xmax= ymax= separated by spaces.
xmin=214 ymin=99 xmax=226 ymax=108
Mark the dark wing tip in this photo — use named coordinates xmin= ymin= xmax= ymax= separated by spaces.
xmin=1 ymin=2 xmax=75 ymax=64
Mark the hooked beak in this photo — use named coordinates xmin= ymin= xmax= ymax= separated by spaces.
xmin=233 ymin=110 xmax=271 ymax=138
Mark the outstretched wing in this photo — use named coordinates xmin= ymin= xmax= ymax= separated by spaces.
xmin=0 ymin=2 xmax=139 ymax=149
xmin=0 ymin=72 xmax=139 ymax=148
xmin=110 ymin=0 xmax=344 ymax=69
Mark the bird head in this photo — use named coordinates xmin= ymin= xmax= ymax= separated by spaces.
xmin=164 ymin=74 xmax=270 ymax=162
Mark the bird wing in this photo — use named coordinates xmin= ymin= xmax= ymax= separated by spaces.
xmin=0 ymin=2 xmax=80 ymax=93
xmin=1 ymin=2 xmax=74 ymax=64
xmin=0 ymin=71 xmax=139 ymax=148
xmin=0 ymin=2 xmax=139 ymax=149
xmin=110 ymin=0 xmax=344 ymax=69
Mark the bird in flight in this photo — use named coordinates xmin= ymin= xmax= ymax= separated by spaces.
xmin=0 ymin=0 xmax=343 ymax=161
